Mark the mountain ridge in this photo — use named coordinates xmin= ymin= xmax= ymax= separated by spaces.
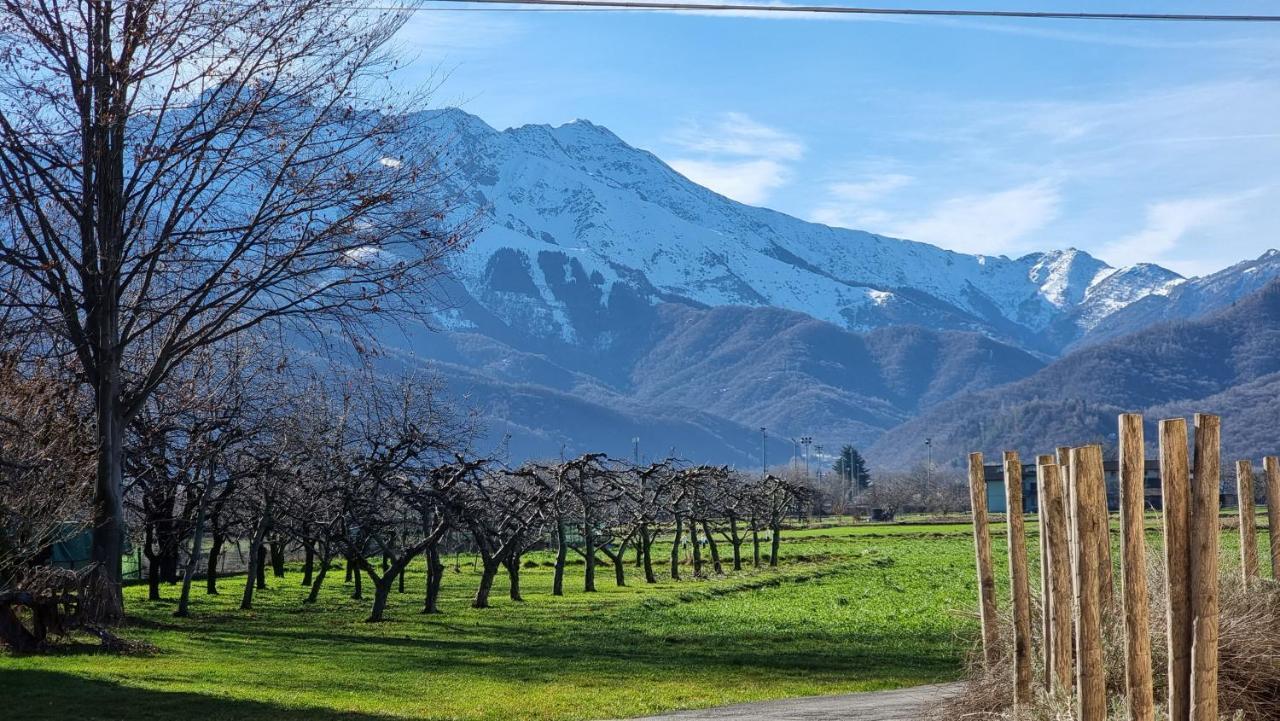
xmin=381 ymin=107 xmax=1280 ymax=465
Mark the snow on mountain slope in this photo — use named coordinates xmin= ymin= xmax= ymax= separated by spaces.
xmin=1072 ymin=250 xmax=1280 ymax=350
xmin=420 ymin=109 xmax=1180 ymax=356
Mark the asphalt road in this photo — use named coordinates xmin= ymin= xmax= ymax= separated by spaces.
xmin=615 ymin=683 xmax=965 ymax=721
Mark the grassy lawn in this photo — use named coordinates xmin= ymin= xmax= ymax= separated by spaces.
xmin=0 ymin=524 xmax=980 ymax=721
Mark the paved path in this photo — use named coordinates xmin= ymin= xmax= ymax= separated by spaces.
xmin=617 ymin=683 xmax=964 ymax=721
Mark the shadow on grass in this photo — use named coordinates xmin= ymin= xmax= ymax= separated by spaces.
xmin=0 ymin=670 xmax=402 ymax=721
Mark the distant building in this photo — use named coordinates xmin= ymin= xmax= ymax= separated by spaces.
xmin=983 ymin=460 xmax=1238 ymax=514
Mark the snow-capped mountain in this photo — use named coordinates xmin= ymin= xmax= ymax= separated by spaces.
xmin=1073 ymin=250 xmax=1280 ymax=349
xmin=421 ymin=109 xmax=1182 ymax=357
xmin=383 ymin=108 xmax=1280 ymax=465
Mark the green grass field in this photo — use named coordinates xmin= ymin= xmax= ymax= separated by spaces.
xmin=0 ymin=524 xmax=981 ymax=721
xmin=5 ymin=518 xmax=1270 ymax=721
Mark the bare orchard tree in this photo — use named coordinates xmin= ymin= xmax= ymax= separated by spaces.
xmin=325 ymin=376 xmax=473 ymax=622
xmin=759 ymin=474 xmax=808 ymax=567
xmin=557 ymin=454 xmax=631 ymax=592
xmin=683 ymin=465 xmax=733 ymax=577
xmin=0 ymin=0 xmax=469 ymax=619
xmin=707 ymin=470 xmax=752 ymax=572
xmin=620 ymin=459 xmax=679 ymax=585
xmin=0 ymin=357 xmax=95 ymax=650
xmin=456 ymin=463 xmax=555 ymax=609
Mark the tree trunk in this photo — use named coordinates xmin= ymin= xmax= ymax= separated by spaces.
xmin=344 ymin=556 xmax=354 ymax=583
xmin=145 ymin=524 xmax=161 ymax=601
xmin=583 ymin=529 xmax=597 ymax=593
xmin=752 ymin=523 xmax=761 ymax=567
xmin=306 ymin=552 xmax=330 ymax=604
xmin=270 ymin=541 xmax=286 ymax=578
xmin=770 ymin=522 xmax=781 ymax=567
xmin=88 ymin=374 xmax=127 ymax=624
xmin=728 ymin=515 xmax=743 ymax=571
xmin=670 ymin=516 xmax=683 ymax=580
xmin=423 ymin=546 xmax=444 ymax=614
xmin=351 ymin=558 xmax=364 ymax=600
xmin=473 ymin=558 xmax=500 ymax=609
xmin=690 ymin=519 xmax=703 ymax=577
xmin=641 ymin=526 xmax=657 ymax=584
xmin=612 ymin=549 xmax=626 ymax=586
xmin=552 ymin=522 xmax=568 ymax=596
xmin=240 ymin=513 xmax=270 ymax=610
xmin=255 ymin=545 xmax=268 ymax=590
xmin=301 ymin=542 xmax=315 ymax=587
xmin=206 ymin=533 xmax=224 ymax=594
xmin=504 ymin=556 xmax=523 ymax=601
xmin=703 ymin=520 xmax=723 ymax=575
xmin=175 ymin=486 xmax=210 ymax=618
xmin=367 ymin=574 xmax=392 ymax=623
xmin=599 ymin=546 xmax=626 ymax=587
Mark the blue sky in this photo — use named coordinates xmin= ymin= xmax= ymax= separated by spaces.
xmin=395 ymin=1 xmax=1280 ymax=277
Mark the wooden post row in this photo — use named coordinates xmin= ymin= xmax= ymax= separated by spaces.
xmin=1119 ymin=414 xmax=1154 ymax=721
xmin=968 ymin=452 xmax=1000 ymax=668
xmin=1161 ymin=418 xmax=1191 ymax=721
xmin=1267 ymin=456 xmax=1280 ymax=581
xmin=1041 ymin=460 xmax=1073 ymax=695
xmin=1005 ymin=451 xmax=1034 ymax=707
xmin=1189 ymin=414 xmax=1219 ymax=721
xmin=1237 ymin=460 xmax=1258 ymax=585
xmin=1072 ymin=445 xmax=1108 ymax=721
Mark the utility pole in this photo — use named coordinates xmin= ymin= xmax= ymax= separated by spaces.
xmin=801 ymin=436 xmax=813 ymax=477
xmin=760 ymin=427 xmax=767 ymax=476
xmin=632 ymin=436 xmax=640 ymax=465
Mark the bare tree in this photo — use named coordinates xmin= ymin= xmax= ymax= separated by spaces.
xmin=621 ymin=459 xmax=679 ymax=585
xmin=557 ymin=454 xmax=630 ymax=592
xmin=0 ymin=357 xmax=94 ymax=650
xmin=0 ymin=0 xmax=469 ymax=620
xmin=456 ymin=464 xmax=554 ymax=609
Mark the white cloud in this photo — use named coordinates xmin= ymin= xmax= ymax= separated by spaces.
xmin=671 ymin=112 xmax=805 ymax=161
xmin=890 ymin=181 xmax=1062 ymax=256
xmin=809 ymin=174 xmax=913 ymax=229
xmin=1099 ymin=189 xmax=1267 ymax=271
xmin=669 ymin=158 xmax=791 ymax=206
xmin=666 ymin=113 xmax=804 ymax=205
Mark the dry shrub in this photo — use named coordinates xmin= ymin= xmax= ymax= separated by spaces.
xmin=947 ymin=554 xmax=1280 ymax=720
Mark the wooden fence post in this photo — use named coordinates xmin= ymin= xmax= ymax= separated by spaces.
xmin=1037 ymin=454 xmax=1055 ymax=689
xmin=1072 ymin=445 xmax=1107 ymax=721
xmin=968 ymin=452 xmax=1000 ymax=667
xmin=1119 ymin=414 xmax=1154 ymax=721
xmin=1161 ymin=418 xmax=1191 ymax=721
xmin=1237 ymin=460 xmax=1258 ymax=586
xmin=1042 ymin=460 xmax=1073 ymax=695
xmin=1190 ymin=414 xmax=1220 ymax=721
xmin=1100 ymin=465 xmax=1115 ymax=612
xmin=1058 ymin=445 xmax=1075 ymax=578
xmin=1267 ymin=456 xmax=1280 ymax=580
xmin=1005 ymin=451 xmax=1033 ymax=707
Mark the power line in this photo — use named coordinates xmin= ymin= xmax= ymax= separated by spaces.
xmin=410 ymin=0 xmax=1280 ymax=23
